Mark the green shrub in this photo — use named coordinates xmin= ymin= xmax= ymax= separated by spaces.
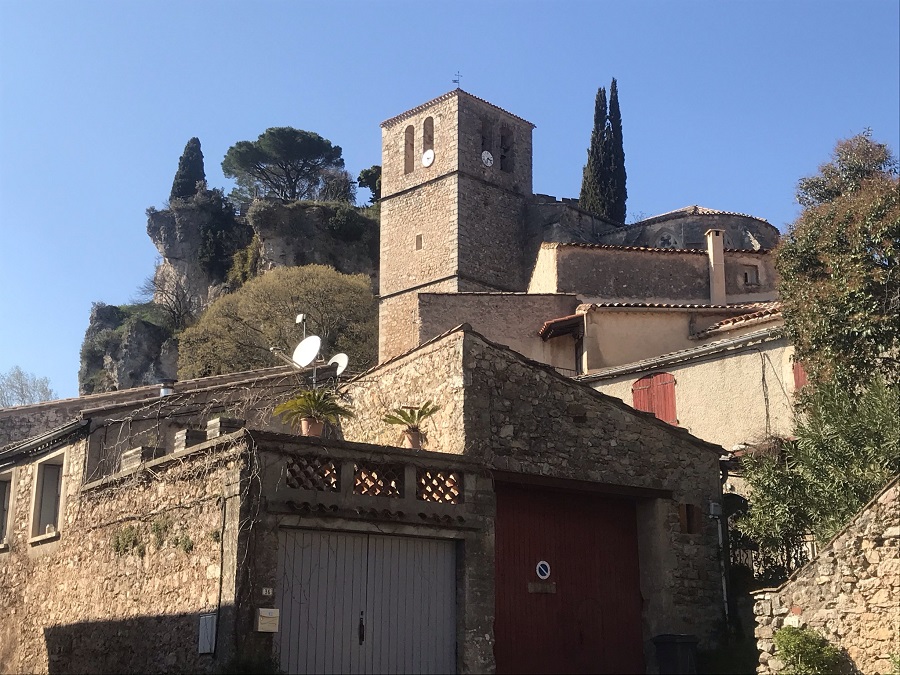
xmin=173 ymin=533 xmax=194 ymax=553
xmin=325 ymin=203 xmax=367 ymax=242
xmin=151 ymin=515 xmax=172 ymax=548
xmin=773 ymin=626 xmax=842 ymax=675
xmin=228 ymin=234 xmax=262 ymax=285
xmin=112 ymin=524 xmax=143 ymax=557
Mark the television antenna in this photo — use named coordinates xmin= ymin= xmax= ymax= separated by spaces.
xmin=452 ymin=71 xmax=461 ymax=87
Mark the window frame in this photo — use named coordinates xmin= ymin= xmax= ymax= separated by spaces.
xmin=29 ymin=450 xmax=66 ymax=544
xmin=0 ymin=470 xmax=13 ymax=551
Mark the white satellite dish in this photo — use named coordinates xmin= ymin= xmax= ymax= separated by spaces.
xmin=291 ymin=335 xmax=321 ymax=367
xmin=328 ymin=353 xmax=349 ymax=376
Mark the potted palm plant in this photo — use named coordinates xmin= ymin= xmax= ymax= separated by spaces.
xmin=383 ymin=401 xmax=440 ymax=449
xmin=274 ymin=388 xmax=353 ymax=437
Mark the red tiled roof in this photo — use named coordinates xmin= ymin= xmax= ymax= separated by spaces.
xmin=381 ymin=89 xmax=536 ymax=128
xmin=538 ymin=314 xmax=582 ymax=340
xmin=691 ymin=302 xmax=782 ymax=339
xmin=544 ymin=242 xmax=771 ymax=255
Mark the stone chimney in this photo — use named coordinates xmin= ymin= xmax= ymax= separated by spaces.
xmin=706 ymin=229 xmax=726 ymax=305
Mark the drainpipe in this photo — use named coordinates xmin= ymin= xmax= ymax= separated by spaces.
xmin=706 ymin=229 xmax=726 ymax=305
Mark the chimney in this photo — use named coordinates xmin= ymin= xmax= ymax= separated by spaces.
xmin=706 ymin=229 xmax=726 ymax=305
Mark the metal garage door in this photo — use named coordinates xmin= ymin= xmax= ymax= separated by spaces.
xmin=276 ymin=529 xmax=457 ymax=674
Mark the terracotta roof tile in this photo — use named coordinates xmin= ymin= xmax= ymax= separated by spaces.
xmin=544 ymin=241 xmax=770 ymax=255
xmin=691 ymin=302 xmax=782 ymax=339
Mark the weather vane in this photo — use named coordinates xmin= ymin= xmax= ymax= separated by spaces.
xmin=453 ymin=71 xmax=461 ymax=88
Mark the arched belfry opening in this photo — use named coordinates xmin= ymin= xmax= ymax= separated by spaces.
xmin=404 ymin=125 xmax=415 ymax=174
xmin=423 ymin=117 xmax=434 ymax=154
xmin=500 ymin=124 xmax=514 ymax=173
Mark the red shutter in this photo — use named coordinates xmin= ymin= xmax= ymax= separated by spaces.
xmin=631 ymin=373 xmax=677 ymax=425
xmin=793 ymin=361 xmax=808 ymax=391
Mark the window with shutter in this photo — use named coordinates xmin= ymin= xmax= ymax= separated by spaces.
xmin=632 ymin=372 xmax=677 ymax=425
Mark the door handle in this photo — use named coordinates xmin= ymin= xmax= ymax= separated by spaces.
xmin=358 ymin=610 xmax=365 ymax=645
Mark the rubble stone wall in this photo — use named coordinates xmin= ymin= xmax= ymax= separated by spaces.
xmin=0 ymin=435 xmax=245 ymax=674
xmin=753 ymin=479 xmax=900 ymax=674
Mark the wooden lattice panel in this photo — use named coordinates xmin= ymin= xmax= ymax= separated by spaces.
xmin=354 ymin=463 xmax=402 ymax=498
xmin=286 ymin=456 xmax=339 ymax=492
xmin=417 ymin=470 xmax=462 ymax=504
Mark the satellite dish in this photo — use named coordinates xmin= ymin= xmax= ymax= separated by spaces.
xmin=291 ymin=335 xmax=321 ymax=367
xmin=328 ymin=353 xmax=349 ymax=376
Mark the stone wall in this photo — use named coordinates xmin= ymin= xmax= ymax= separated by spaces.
xmin=724 ymin=250 xmax=778 ymax=303
xmin=752 ymin=478 xmax=900 ymax=675
xmin=344 ymin=328 xmax=727 ymax=665
xmin=417 ymin=292 xmax=579 ymax=370
xmin=555 ymin=244 xmax=712 ymax=303
xmin=0 ymin=433 xmax=246 ymax=674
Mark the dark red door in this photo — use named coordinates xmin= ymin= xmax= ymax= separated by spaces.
xmin=494 ymin=482 xmax=645 ymax=674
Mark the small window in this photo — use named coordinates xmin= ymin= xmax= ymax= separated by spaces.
xmin=32 ymin=456 xmax=63 ymax=538
xmin=742 ymin=265 xmax=759 ymax=285
xmin=793 ymin=360 xmax=808 ymax=391
xmin=0 ymin=474 xmax=11 ymax=545
xmin=500 ymin=125 xmax=514 ymax=172
xmin=415 ymin=234 xmax=423 ymax=251
xmin=404 ymin=125 xmax=415 ymax=175
xmin=423 ymin=117 xmax=434 ymax=153
xmin=481 ymin=118 xmax=492 ymax=153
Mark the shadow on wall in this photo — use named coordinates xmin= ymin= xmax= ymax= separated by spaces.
xmin=41 ymin=606 xmax=258 ymax=675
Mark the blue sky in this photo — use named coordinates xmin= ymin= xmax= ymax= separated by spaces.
xmin=1 ymin=1 xmax=898 ymax=399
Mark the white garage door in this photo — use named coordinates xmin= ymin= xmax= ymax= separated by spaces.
xmin=275 ymin=529 xmax=457 ymax=674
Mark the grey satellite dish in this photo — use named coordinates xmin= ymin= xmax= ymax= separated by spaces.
xmin=327 ymin=353 xmax=349 ymax=376
xmin=291 ymin=335 xmax=321 ymax=367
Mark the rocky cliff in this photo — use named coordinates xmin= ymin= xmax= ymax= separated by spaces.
xmin=78 ymin=197 xmax=379 ymax=395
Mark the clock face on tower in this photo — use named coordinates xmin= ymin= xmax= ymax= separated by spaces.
xmin=481 ymin=150 xmax=494 ymax=167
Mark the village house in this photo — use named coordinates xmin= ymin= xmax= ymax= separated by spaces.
xmin=0 ymin=88 xmax=801 ymax=674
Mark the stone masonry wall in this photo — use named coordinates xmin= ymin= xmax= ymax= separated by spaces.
xmin=343 ymin=333 xmax=467 ymax=453
xmin=556 ymin=245 xmax=712 ymax=303
xmin=344 ymin=328 xmax=726 ymax=661
xmin=417 ymin=292 xmax=578 ymax=369
xmin=0 ymin=433 xmax=245 ymax=674
xmin=380 ymin=178 xmax=459 ymax=297
xmin=753 ymin=479 xmax=900 ymax=675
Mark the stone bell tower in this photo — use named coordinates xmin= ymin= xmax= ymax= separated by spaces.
xmin=378 ymin=89 xmax=535 ymax=361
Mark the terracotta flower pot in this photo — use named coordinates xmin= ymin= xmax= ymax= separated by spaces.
xmin=402 ymin=430 xmax=422 ymax=449
xmin=300 ymin=418 xmax=325 ymax=437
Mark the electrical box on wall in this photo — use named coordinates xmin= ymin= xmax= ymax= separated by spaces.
xmin=257 ymin=608 xmax=279 ymax=633
xmin=198 ymin=613 xmax=217 ymax=654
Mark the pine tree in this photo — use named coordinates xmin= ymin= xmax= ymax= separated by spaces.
xmin=607 ymin=78 xmax=627 ymax=224
xmin=170 ymin=137 xmax=206 ymax=201
xmin=579 ymin=87 xmax=608 ymax=217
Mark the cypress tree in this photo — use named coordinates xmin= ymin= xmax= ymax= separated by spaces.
xmin=579 ymin=87 xmax=608 ymax=217
xmin=607 ymin=78 xmax=627 ymax=224
xmin=170 ymin=137 xmax=206 ymax=201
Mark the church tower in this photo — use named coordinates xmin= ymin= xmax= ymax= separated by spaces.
xmin=378 ymin=90 xmax=535 ymax=360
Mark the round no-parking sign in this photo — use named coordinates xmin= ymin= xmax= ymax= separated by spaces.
xmin=536 ymin=560 xmax=551 ymax=580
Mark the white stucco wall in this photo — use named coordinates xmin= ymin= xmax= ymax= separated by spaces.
xmin=589 ymin=340 xmax=798 ymax=451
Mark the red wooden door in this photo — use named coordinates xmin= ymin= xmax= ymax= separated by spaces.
xmin=632 ymin=372 xmax=677 ymax=425
xmin=494 ymin=483 xmax=644 ymax=674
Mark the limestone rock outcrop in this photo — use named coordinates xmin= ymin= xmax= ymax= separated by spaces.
xmin=79 ymin=303 xmax=177 ymax=395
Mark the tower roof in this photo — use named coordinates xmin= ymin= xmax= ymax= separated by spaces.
xmin=381 ymin=88 xmax=536 ymax=129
